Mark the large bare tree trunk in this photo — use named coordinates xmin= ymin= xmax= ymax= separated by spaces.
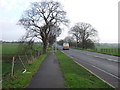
xmin=76 ymin=38 xmax=79 ymax=48
xmin=42 ymin=38 xmax=48 ymax=54
xmin=43 ymin=43 xmax=47 ymax=53
xmin=82 ymin=39 xmax=85 ymax=49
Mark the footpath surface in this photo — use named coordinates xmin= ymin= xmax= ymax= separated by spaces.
xmin=28 ymin=51 xmax=65 ymax=88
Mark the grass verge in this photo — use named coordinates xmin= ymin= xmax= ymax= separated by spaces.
xmin=55 ymin=50 xmax=114 ymax=89
xmin=2 ymin=53 xmax=48 ymax=88
xmin=72 ymin=47 xmax=120 ymax=56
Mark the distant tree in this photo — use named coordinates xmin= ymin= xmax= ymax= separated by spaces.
xmin=18 ymin=1 xmax=68 ymax=53
xmin=64 ymin=36 xmax=76 ymax=46
xmin=69 ymin=25 xmax=81 ymax=47
xmin=57 ymin=39 xmax=64 ymax=45
xmin=84 ymin=39 xmax=95 ymax=49
xmin=70 ymin=22 xmax=98 ymax=49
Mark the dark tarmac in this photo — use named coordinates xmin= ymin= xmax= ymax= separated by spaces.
xmin=58 ymin=45 xmax=119 ymax=88
xmin=28 ymin=51 xmax=65 ymax=88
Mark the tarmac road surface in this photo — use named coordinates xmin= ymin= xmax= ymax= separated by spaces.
xmin=58 ymin=46 xmax=120 ymax=88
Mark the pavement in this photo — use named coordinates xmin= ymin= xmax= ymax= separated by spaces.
xmin=58 ymin=45 xmax=120 ymax=88
xmin=28 ymin=51 xmax=65 ymax=88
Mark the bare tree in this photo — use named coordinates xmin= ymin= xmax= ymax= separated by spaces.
xmin=57 ymin=39 xmax=64 ymax=45
xmin=69 ymin=25 xmax=81 ymax=47
xmin=64 ymin=36 xmax=75 ymax=45
xmin=48 ymin=25 xmax=61 ymax=46
xmin=18 ymin=1 xmax=68 ymax=53
xmin=70 ymin=22 xmax=98 ymax=49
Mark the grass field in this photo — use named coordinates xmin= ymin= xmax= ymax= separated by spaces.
xmin=2 ymin=43 xmax=19 ymax=55
xmin=2 ymin=43 xmax=42 ymax=77
xmin=72 ymin=46 xmax=120 ymax=56
xmin=56 ymin=50 xmax=114 ymax=89
xmin=2 ymin=42 xmax=50 ymax=88
xmin=95 ymin=46 xmax=119 ymax=56
xmin=0 ymin=43 xmax=2 ymax=54
xmin=2 ymin=43 xmax=42 ymax=55
xmin=2 ymin=53 xmax=48 ymax=88
xmin=0 ymin=43 xmax=2 ymax=78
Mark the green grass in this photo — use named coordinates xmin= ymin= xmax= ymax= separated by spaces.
xmin=2 ymin=53 xmax=48 ymax=88
xmin=0 ymin=43 xmax=2 ymax=54
xmin=2 ymin=62 xmax=24 ymax=77
xmin=72 ymin=47 xmax=120 ymax=56
xmin=2 ymin=63 xmax=12 ymax=76
xmin=2 ymin=43 xmax=43 ymax=75
xmin=0 ymin=61 xmax=1 ymax=78
xmin=2 ymin=43 xmax=42 ymax=55
xmin=2 ymin=43 xmax=19 ymax=55
xmin=56 ymin=50 xmax=114 ymax=89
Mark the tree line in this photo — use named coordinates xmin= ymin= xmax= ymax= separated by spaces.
xmin=58 ymin=22 xmax=98 ymax=49
xmin=18 ymin=1 xmax=98 ymax=53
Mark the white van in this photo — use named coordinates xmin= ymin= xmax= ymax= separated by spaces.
xmin=63 ymin=43 xmax=69 ymax=50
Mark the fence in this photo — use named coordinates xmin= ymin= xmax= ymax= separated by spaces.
xmin=2 ymin=50 xmax=43 ymax=78
xmin=94 ymin=48 xmax=120 ymax=55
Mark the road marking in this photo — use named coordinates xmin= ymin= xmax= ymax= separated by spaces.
xmin=84 ymin=53 xmax=119 ymax=63
xmin=72 ymin=48 xmax=119 ymax=63
xmin=106 ymin=58 xmax=118 ymax=62
xmin=91 ymin=65 xmax=120 ymax=80
xmin=74 ymin=61 xmax=115 ymax=88
xmin=61 ymin=51 xmax=116 ymax=88
xmin=94 ymin=55 xmax=100 ymax=58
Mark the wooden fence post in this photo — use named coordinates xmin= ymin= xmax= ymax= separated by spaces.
xmin=11 ymin=56 xmax=15 ymax=77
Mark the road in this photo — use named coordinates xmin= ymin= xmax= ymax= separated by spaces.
xmin=58 ymin=46 xmax=120 ymax=88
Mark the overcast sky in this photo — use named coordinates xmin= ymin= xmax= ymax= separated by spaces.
xmin=0 ymin=0 xmax=119 ymax=43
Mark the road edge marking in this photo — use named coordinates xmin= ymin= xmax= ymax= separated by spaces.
xmin=61 ymin=51 xmax=115 ymax=88
xmin=91 ymin=65 xmax=120 ymax=80
xmin=74 ymin=61 xmax=115 ymax=88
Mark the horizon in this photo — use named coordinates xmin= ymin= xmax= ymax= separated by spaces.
xmin=0 ymin=0 xmax=119 ymax=43
xmin=1 ymin=40 xmax=119 ymax=44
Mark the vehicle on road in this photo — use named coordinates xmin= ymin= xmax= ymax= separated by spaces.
xmin=63 ymin=43 xmax=69 ymax=50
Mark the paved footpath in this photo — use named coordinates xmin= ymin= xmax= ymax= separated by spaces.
xmin=28 ymin=51 xmax=65 ymax=88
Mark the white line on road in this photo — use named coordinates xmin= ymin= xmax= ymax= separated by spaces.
xmin=72 ymin=48 xmax=119 ymax=63
xmin=106 ymin=58 xmax=118 ymax=62
xmin=73 ymin=61 xmax=115 ymax=88
xmin=61 ymin=51 xmax=116 ymax=88
xmin=84 ymin=53 xmax=119 ymax=63
xmin=91 ymin=65 xmax=120 ymax=80
xmin=94 ymin=55 xmax=100 ymax=58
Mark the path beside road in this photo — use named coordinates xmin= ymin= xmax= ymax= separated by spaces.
xmin=28 ymin=51 xmax=65 ymax=88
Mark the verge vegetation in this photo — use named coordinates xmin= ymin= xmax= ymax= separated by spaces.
xmin=72 ymin=46 xmax=120 ymax=56
xmin=2 ymin=43 xmax=50 ymax=88
xmin=2 ymin=53 xmax=48 ymax=88
xmin=2 ymin=43 xmax=42 ymax=76
xmin=55 ymin=50 xmax=114 ymax=89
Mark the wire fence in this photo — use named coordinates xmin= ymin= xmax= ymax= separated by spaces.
xmin=2 ymin=50 xmax=42 ymax=78
xmin=94 ymin=48 xmax=120 ymax=55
